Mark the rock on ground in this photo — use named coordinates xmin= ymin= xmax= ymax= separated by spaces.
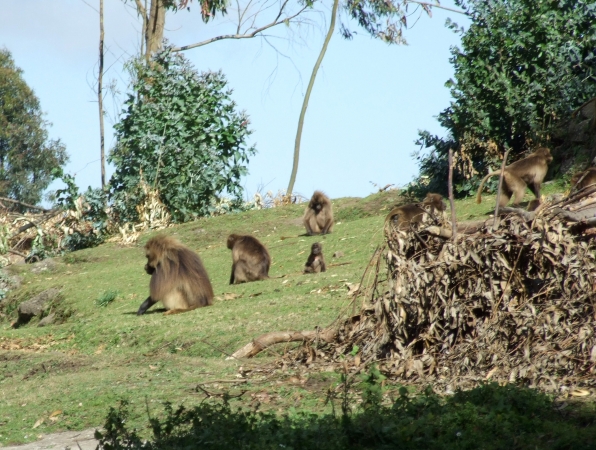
xmin=15 ymin=288 xmax=61 ymax=326
xmin=1 ymin=428 xmax=99 ymax=449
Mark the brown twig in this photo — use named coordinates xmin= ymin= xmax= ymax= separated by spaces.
xmin=448 ymin=148 xmax=457 ymax=240
xmin=493 ymin=148 xmax=510 ymax=229
xmin=7 ymin=249 xmax=27 ymax=258
xmin=194 ymin=384 xmax=248 ymax=399
xmin=197 ymin=379 xmax=248 ymax=385
xmin=327 ymin=262 xmax=352 ymax=268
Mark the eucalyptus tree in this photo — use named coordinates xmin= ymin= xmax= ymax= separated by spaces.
xmin=0 ymin=48 xmax=68 ymax=207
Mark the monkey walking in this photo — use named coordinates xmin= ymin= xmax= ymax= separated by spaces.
xmin=476 ymin=147 xmax=553 ymax=208
xmin=227 ymin=234 xmax=271 ymax=284
xmin=303 ymin=191 xmax=334 ymax=235
xmin=137 ymin=235 xmax=213 ymax=315
xmin=303 ymin=242 xmax=326 ymax=273
xmin=385 ymin=192 xmax=445 ymax=231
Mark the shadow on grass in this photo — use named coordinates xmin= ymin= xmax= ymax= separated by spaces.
xmin=95 ymin=383 xmax=596 ymax=450
xmin=122 ymin=308 xmax=168 ymax=316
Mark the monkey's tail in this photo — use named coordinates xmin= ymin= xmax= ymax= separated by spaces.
xmin=476 ymin=172 xmax=498 ymax=204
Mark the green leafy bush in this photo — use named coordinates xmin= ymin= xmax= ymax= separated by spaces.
xmin=109 ymin=47 xmax=256 ymax=223
xmin=95 ymin=383 xmax=596 ymax=449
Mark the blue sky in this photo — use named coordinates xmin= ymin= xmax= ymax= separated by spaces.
xmin=0 ymin=0 xmax=469 ymax=201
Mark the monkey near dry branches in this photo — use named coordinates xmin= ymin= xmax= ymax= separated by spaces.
xmin=476 ymin=147 xmax=553 ymax=208
xmin=385 ymin=193 xmax=445 ymax=231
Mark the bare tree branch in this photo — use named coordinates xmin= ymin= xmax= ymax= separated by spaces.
xmin=134 ymin=0 xmax=147 ymax=18
xmin=232 ymin=327 xmax=337 ymax=358
xmin=406 ymin=1 xmax=467 ymax=15
xmin=0 ymin=196 xmax=54 ymax=213
xmin=172 ymin=2 xmax=310 ymax=52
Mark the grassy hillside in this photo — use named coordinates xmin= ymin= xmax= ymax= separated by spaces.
xmin=0 ymin=188 xmax=569 ymax=445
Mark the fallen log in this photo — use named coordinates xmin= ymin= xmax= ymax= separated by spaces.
xmin=425 ymin=220 xmax=489 ymax=239
xmin=231 ymin=327 xmax=337 ymax=359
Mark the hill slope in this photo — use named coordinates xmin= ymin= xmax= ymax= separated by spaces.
xmin=0 ymin=189 xmax=515 ymax=445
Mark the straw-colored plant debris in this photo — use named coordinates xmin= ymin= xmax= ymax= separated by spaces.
xmin=134 ymin=177 xmax=172 ymax=231
xmin=0 ymin=195 xmax=97 ymax=264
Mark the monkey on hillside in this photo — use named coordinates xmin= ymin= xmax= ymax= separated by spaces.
xmin=571 ymin=167 xmax=596 ymax=190
xmin=303 ymin=191 xmax=334 ymax=235
xmin=303 ymin=242 xmax=326 ymax=273
xmin=385 ymin=192 xmax=444 ymax=231
xmin=137 ymin=235 xmax=213 ymax=315
xmin=385 ymin=204 xmax=427 ymax=231
xmin=476 ymin=147 xmax=553 ymax=208
xmin=227 ymin=234 xmax=271 ymax=284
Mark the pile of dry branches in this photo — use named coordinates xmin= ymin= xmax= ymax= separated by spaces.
xmin=322 ymin=189 xmax=596 ymax=392
xmin=0 ymin=195 xmax=93 ymax=263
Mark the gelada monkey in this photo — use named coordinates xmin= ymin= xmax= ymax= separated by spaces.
xmin=137 ymin=235 xmax=213 ymax=315
xmin=571 ymin=167 xmax=596 ymax=190
xmin=227 ymin=234 xmax=271 ymax=284
xmin=385 ymin=192 xmax=444 ymax=231
xmin=303 ymin=242 xmax=326 ymax=273
xmin=303 ymin=191 xmax=334 ymax=235
xmin=421 ymin=192 xmax=446 ymax=215
xmin=476 ymin=147 xmax=553 ymax=207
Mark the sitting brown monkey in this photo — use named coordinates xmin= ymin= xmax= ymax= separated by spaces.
xmin=303 ymin=242 xmax=326 ymax=273
xmin=227 ymin=234 xmax=271 ymax=284
xmin=303 ymin=191 xmax=334 ymax=235
xmin=476 ymin=147 xmax=553 ymax=207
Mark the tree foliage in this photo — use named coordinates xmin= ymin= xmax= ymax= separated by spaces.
xmin=415 ymin=0 xmax=596 ymax=196
xmin=0 ymin=48 xmax=68 ymax=207
xmin=342 ymin=0 xmax=440 ymax=44
xmin=109 ymin=48 xmax=255 ymax=223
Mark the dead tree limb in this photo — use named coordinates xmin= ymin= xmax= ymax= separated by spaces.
xmin=448 ymin=148 xmax=457 ymax=240
xmin=562 ymin=185 xmax=596 ymax=207
xmin=231 ymin=327 xmax=337 ymax=359
xmin=12 ymin=210 xmax=62 ymax=237
xmin=0 ymin=197 xmax=54 ymax=213
xmin=425 ymin=220 xmax=490 ymax=239
xmin=7 ymin=249 xmax=27 ymax=258
xmin=499 ymin=207 xmax=536 ymax=222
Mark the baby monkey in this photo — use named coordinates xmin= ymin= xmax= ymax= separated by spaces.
xmin=303 ymin=242 xmax=326 ymax=273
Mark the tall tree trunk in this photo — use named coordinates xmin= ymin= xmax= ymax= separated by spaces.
xmin=286 ymin=0 xmax=339 ymax=196
xmin=146 ymin=0 xmax=166 ymax=59
xmin=99 ymin=0 xmax=106 ymax=189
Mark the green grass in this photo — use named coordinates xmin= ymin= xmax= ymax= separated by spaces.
xmin=0 ymin=189 xmax=593 ymax=447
